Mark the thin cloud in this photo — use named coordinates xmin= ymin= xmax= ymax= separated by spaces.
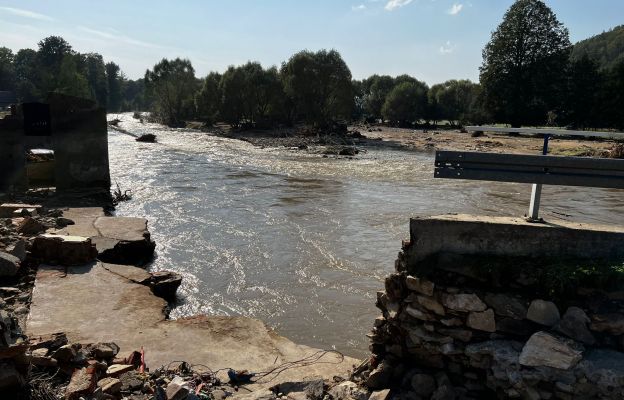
xmin=439 ymin=41 xmax=456 ymax=54
xmin=447 ymin=3 xmax=464 ymax=15
xmin=352 ymin=4 xmax=367 ymax=11
xmin=0 ymin=6 xmax=54 ymax=21
xmin=78 ymin=26 xmax=164 ymax=49
xmin=385 ymin=0 xmax=413 ymax=11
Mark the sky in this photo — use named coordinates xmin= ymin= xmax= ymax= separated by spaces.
xmin=1 ymin=0 xmax=623 ymax=85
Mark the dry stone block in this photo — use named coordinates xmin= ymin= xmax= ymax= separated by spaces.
xmin=590 ymin=313 xmax=624 ymax=335
xmin=405 ymin=275 xmax=434 ymax=296
xmin=484 ymin=293 xmax=527 ymax=319
xmin=527 ymin=300 xmax=560 ymax=327
xmin=519 ymin=332 xmax=582 ymax=370
xmin=405 ymin=305 xmax=435 ymax=321
xmin=558 ymin=307 xmax=595 ymax=345
xmin=417 ymin=295 xmax=445 ymax=316
xmin=467 ymin=309 xmax=496 ymax=332
xmin=443 ymin=293 xmax=487 ymax=312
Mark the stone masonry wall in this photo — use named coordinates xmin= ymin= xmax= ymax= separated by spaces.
xmin=362 ymin=239 xmax=624 ymax=399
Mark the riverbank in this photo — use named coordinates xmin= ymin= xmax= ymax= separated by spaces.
xmin=0 ymin=198 xmax=361 ymax=399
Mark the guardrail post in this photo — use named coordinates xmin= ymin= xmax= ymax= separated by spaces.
xmin=528 ymin=134 xmax=550 ymax=221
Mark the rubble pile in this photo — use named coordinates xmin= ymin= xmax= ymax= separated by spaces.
xmin=358 ymin=241 xmax=624 ymax=399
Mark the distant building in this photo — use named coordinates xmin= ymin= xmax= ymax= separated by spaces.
xmin=0 ymin=91 xmax=17 ymax=109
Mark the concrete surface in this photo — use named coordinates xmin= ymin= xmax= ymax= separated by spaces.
xmin=407 ymin=214 xmax=624 ymax=264
xmin=55 ymin=208 xmax=155 ymax=265
xmin=27 ymin=262 xmax=358 ymax=387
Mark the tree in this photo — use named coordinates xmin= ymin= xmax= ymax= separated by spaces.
xmin=281 ymin=49 xmax=353 ymax=127
xmin=430 ymin=80 xmax=481 ymax=126
xmin=195 ymin=72 xmax=222 ymax=124
xmin=603 ymin=60 xmax=624 ymax=130
xmin=83 ymin=53 xmax=108 ymax=106
xmin=563 ymin=55 xmax=603 ymax=129
xmin=362 ymin=75 xmax=395 ymax=120
xmin=480 ymin=0 xmax=571 ymax=127
xmin=0 ymin=47 xmax=15 ymax=91
xmin=105 ymin=62 xmax=122 ymax=112
xmin=144 ymin=58 xmax=197 ymax=126
xmin=13 ymin=49 xmax=38 ymax=101
xmin=381 ymin=81 xmax=428 ymax=126
xmin=55 ymin=54 xmax=90 ymax=98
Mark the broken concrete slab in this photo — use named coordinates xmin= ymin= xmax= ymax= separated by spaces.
xmin=31 ymin=234 xmax=98 ymax=266
xmin=26 ymin=262 xmax=357 ymax=389
xmin=0 ymin=204 xmax=42 ymax=218
xmin=55 ymin=212 xmax=155 ymax=265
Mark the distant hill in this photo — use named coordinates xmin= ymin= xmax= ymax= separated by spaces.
xmin=572 ymin=25 xmax=624 ymax=70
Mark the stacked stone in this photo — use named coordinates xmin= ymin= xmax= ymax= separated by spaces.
xmin=363 ymin=245 xmax=624 ymax=399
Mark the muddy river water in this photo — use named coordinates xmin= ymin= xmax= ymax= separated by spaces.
xmin=108 ymin=113 xmax=624 ymax=358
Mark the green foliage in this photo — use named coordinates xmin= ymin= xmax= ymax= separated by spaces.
xmin=0 ymin=47 xmax=15 ymax=91
xmin=144 ymin=58 xmax=198 ymax=126
xmin=480 ymin=0 xmax=571 ymax=127
xmin=281 ymin=49 xmax=353 ymax=127
xmin=105 ymin=62 xmax=122 ymax=112
xmin=195 ymin=72 xmax=222 ymax=124
xmin=572 ymin=25 xmax=624 ymax=71
xmin=381 ymin=81 xmax=428 ymax=126
xmin=428 ymin=80 xmax=481 ymax=125
xmin=362 ymin=75 xmax=396 ymax=120
xmin=55 ymin=54 xmax=90 ymax=98
xmin=562 ymin=56 xmax=602 ymax=129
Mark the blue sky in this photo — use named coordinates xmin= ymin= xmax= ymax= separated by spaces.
xmin=1 ymin=1 xmax=622 ymax=84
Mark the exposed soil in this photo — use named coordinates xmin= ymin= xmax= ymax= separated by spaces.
xmin=190 ymin=121 xmax=620 ymax=157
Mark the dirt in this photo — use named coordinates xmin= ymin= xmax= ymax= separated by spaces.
xmin=191 ymin=121 xmax=619 ymax=157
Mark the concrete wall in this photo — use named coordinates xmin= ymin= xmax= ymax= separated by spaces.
xmin=404 ymin=214 xmax=624 ymax=266
xmin=0 ymin=94 xmax=110 ymax=192
xmin=0 ymin=119 xmax=27 ymax=191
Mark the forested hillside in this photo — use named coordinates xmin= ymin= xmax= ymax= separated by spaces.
xmin=572 ymin=25 xmax=624 ymax=70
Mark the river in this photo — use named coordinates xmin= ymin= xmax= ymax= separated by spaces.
xmin=108 ymin=113 xmax=624 ymax=358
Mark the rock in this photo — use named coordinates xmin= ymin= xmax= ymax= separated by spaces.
xmin=328 ymin=381 xmax=369 ymax=400
xmin=66 ymin=367 xmax=97 ymax=399
xmin=29 ymin=332 xmax=68 ymax=350
xmin=212 ymin=389 xmax=227 ymax=400
xmin=119 ymin=371 xmax=143 ymax=391
xmin=368 ymin=389 xmax=391 ymax=400
xmin=30 ymin=347 xmax=58 ymax=367
xmin=557 ymin=307 xmax=595 ymax=345
xmin=56 ymin=217 xmax=75 ymax=228
xmin=106 ymin=364 xmax=134 ymax=376
xmin=274 ymin=378 xmax=324 ymax=399
xmin=6 ymin=240 xmax=26 ymax=262
xmin=443 ymin=294 xmax=486 ymax=312
xmin=16 ymin=217 xmax=47 ymax=235
xmin=527 ymin=300 xmax=560 ymax=327
xmin=467 ymin=309 xmax=496 ymax=332
xmin=0 ymin=251 xmax=20 ymax=277
xmin=590 ymin=313 xmax=624 ymax=335
xmin=136 ymin=133 xmax=157 ymax=143
xmin=411 ymin=374 xmax=436 ymax=397
xmin=98 ymin=377 xmax=122 ymax=394
xmin=405 ymin=276 xmax=434 ymax=296
xmin=519 ymin=332 xmax=582 ymax=370
xmin=405 ymin=305 xmax=435 ymax=321
xmin=166 ymin=381 xmax=189 ymax=400
xmin=231 ymin=389 xmax=277 ymax=400
xmin=0 ymin=361 xmax=23 ymax=390
xmin=52 ymin=344 xmax=78 ymax=362
xmin=484 ymin=293 xmax=527 ymax=319
xmin=0 ymin=203 xmax=42 ymax=218
xmin=417 ymin=296 xmax=445 ymax=316
xmin=150 ymin=271 xmax=183 ymax=302
xmin=93 ymin=342 xmax=120 ymax=359
xmin=431 ymin=385 xmax=455 ymax=400
xmin=31 ymin=234 xmax=98 ymax=266
xmin=366 ymin=361 xmax=393 ymax=389
xmin=437 ymin=328 xmax=473 ymax=342
xmin=338 ymin=147 xmax=357 ymax=156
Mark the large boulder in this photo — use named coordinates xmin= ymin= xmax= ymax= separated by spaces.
xmin=0 ymin=252 xmax=20 ymax=277
xmin=527 ymin=300 xmax=560 ymax=327
xmin=149 ymin=271 xmax=182 ymax=302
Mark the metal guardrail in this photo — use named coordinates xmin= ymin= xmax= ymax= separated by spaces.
xmin=439 ymin=126 xmax=624 ymax=221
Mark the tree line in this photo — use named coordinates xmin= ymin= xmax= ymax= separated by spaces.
xmin=0 ymin=36 xmax=146 ymax=112
xmin=1 ymin=0 xmax=623 ymax=130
